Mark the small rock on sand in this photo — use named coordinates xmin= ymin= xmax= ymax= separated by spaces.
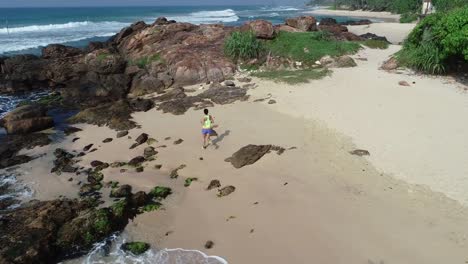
xmin=204 ymin=241 xmax=214 ymax=249
xmin=268 ymin=99 xmax=276 ymax=104
xmin=350 ymin=149 xmax=370 ymax=156
xmin=207 ymin=180 xmax=221 ymax=190
xmin=135 ymin=133 xmax=149 ymax=144
xmin=102 ymin=138 xmax=113 ymax=143
xmin=83 ymin=144 xmax=93 ymax=152
xmin=399 ymin=81 xmax=410 ymax=86
xmin=173 ymin=139 xmax=184 ymax=145
xmin=116 ymin=131 xmax=129 ymax=138
xmin=154 ymin=164 xmax=162 ymax=169
xmin=72 ymin=137 xmax=80 ymax=142
xmin=218 ymin=185 xmax=235 ymax=197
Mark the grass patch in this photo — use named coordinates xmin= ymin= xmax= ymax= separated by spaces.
xmin=111 ymin=200 xmax=128 ymax=217
xmin=184 ymin=177 xmax=198 ymax=187
xmin=251 ymin=68 xmax=330 ymax=84
xmin=224 ymin=31 xmax=264 ymax=61
xmin=265 ymin=31 xmax=361 ymax=64
xmin=130 ymin=53 xmax=163 ymax=69
xmin=362 ymin=39 xmax=389 ymax=49
xmin=139 ymin=202 xmax=162 ymax=213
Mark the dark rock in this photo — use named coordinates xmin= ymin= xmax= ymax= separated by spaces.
xmin=143 ymin=147 xmax=157 ymax=158
xmin=135 ymin=167 xmax=144 ymax=173
xmin=319 ymin=17 xmax=337 ymax=25
xmin=72 ymin=137 xmax=80 ymax=142
xmin=42 ymin=44 xmax=82 ymax=59
xmin=340 ymin=19 xmax=372 ymax=26
xmin=129 ymin=75 xmax=165 ymax=96
xmin=135 ymin=133 xmax=149 ymax=145
xmin=381 ymin=57 xmax=399 ymax=71
xmin=197 ymin=85 xmax=248 ymax=105
xmin=224 ymin=80 xmax=235 ymax=87
xmin=359 ymin=33 xmax=390 ymax=43
xmin=102 ymin=138 xmax=113 ymax=143
xmin=267 ymin=99 xmax=276 ymax=104
xmin=173 ymin=139 xmax=184 ymax=145
xmin=83 ymin=144 xmax=94 ymax=152
xmin=116 ymin=131 xmax=129 ymax=138
xmin=154 ymin=164 xmax=162 ymax=169
xmin=90 ymin=160 xmax=105 ymax=167
xmin=0 ymin=155 xmax=34 ymax=169
xmin=204 ymin=240 xmax=214 ymax=249
xmin=350 ymin=149 xmax=370 ymax=156
xmin=129 ymin=98 xmax=154 ymax=112
xmin=131 ymin=191 xmax=149 ymax=207
xmin=63 ymin=126 xmax=82 ymax=136
xmin=225 ymin=145 xmax=272 ymax=168
xmin=129 ymin=143 xmax=140 ymax=149
xmin=218 ymin=186 xmax=235 ymax=197
xmin=110 ymin=184 xmax=132 ymax=198
xmin=207 ymin=180 xmax=221 ymax=190
xmin=128 ymin=156 xmax=145 ymax=167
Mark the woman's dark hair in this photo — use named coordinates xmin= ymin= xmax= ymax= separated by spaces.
xmin=203 ymin=109 xmax=209 ymax=115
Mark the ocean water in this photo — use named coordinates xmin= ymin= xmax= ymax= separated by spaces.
xmin=0 ymin=5 xmax=359 ymax=55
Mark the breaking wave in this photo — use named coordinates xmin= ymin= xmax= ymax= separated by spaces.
xmin=168 ymin=9 xmax=239 ymax=24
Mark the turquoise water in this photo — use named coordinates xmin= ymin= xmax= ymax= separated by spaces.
xmin=0 ymin=5 xmax=358 ymax=55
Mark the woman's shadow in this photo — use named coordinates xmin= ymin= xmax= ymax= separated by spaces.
xmin=211 ymin=130 xmax=230 ymax=149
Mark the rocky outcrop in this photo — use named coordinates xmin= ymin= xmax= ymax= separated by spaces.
xmin=0 ymin=133 xmax=50 ymax=169
xmin=0 ymin=104 xmax=54 ymax=134
xmin=225 ymin=145 xmax=273 ymax=168
xmin=381 ymin=57 xmax=399 ymax=71
xmin=360 ymin=33 xmax=390 ymax=43
xmin=340 ymin=19 xmax=372 ymax=26
xmin=320 ymin=55 xmax=357 ymax=68
xmin=42 ymin=44 xmax=82 ymax=59
xmin=285 ymin=16 xmax=317 ymax=32
xmin=242 ymin=20 xmax=275 ymax=39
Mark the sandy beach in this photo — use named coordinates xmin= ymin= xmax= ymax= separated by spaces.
xmin=348 ymin=23 xmax=416 ymax=44
xmin=3 ymin=15 xmax=468 ymax=264
xmin=306 ymin=8 xmax=401 ymax=22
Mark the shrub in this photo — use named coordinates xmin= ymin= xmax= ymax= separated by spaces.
xmin=224 ymin=31 xmax=264 ymax=61
xmin=149 ymin=186 xmax=172 ymax=200
xmin=121 ymin=242 xmax=150 ymax=255
xmin=433 ymin=0 xmax=468 ymax=12
xmin=396 ymin=6 xmax=468 ymax=74
xmin=131 ymin=53 xmax=163 ymax=69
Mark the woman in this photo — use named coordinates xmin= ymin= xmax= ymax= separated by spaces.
xmin=201 ymin=108 xmax=215 ymax=149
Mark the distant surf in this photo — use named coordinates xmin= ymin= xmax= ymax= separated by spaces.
xmin=0 ymin=5 xmax=357 ymax=56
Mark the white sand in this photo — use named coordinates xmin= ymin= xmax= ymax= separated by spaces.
xmin=250 ymin=45 xmax=468 ymax=206
xmin=348 ymin=23 xmax=416 ymax=44
xmin=306 ymin=9 xmax=401 ymax=22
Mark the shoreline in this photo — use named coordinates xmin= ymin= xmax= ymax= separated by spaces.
xmin=306 ymin=8 xmax=401 ymax=23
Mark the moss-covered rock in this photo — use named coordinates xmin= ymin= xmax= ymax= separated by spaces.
xmin=149 ymin=186 xmax=172 ymax=200
xmin=121 ymin=242 xmax=150 ymax=255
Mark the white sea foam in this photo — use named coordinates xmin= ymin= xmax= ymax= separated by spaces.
xmin=168 ymin=9 xmax=239 ymax=24
xmin=0 ymin=21 xmax=127 ymax=34
xmin=73 ymin=234 xmax=228 ymax=264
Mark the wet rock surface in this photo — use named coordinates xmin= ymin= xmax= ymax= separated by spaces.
xmin=0 ymin=104 xmax=54 ymax=134
xmin=225 ymin=144 xmax=287 ymax=168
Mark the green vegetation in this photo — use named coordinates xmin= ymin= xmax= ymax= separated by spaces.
xmin=265 ymin=32 xmax=360 ymax=64
xmin=122 ymin=242 xmax=150 ymax=255
xmin=400 ymin=12 xmax=419 ymax=23
xmin=184 ymin=177 xmax=198 ymax=187
xmin=251 ymin=68 xmax=330 ymax=84
xmin=93 ymin=209 xmax=112 ymax=234
xmin=140 ymin=202 xmax=162 ymax=213
xmin=111 ymin=200 xmax=128 ymax=217
xmin=433 ymin=0 xmax=468 ymax=12
xmin=396 ymin=6 xmax=468 ymax=74
xmin=362 ymin=39 xmax=389 ymax=49
xmin=149 ymin=186 xmax=172 ymax=200
xmin=224 ymin=31 xmax=264 ymax=61
xmin=96 ymin=53 xmax=110 ymax=61
xmin=130 ymin=53 xmax=163 ymax=69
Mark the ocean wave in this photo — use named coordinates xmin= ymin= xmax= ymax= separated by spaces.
xmin=0 ymin=21 xmax=128 ymax=34
xmin=260 ymin=6 xmax=302 ymax=12
xmin=77 ymin=234 xmax=227 ymax=264
xmin=168 ymin=9 xmax=239 ymax=24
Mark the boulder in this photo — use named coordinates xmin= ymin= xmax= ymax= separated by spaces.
xmin=110 ymin=184 xmax=132 ymax=198
xmin=218 ymin=186 xmax=236 ymax=197
xmin=285 ymin=16 xmax=318 ymax=31
xmin=129 ymin=75 xmax=165 ymax=96
xmin=42 ymin=44 xmax=82 ymax=59
xmin=135 ymin=133 xmax=149 ymax=145
xmin=143 ymin=146 xmax=157 ymax=158
xmin=242 ymin=20 xmax=275 ymax=39
xmin=225 ymin=145 xmax=272 ymax=168
xmin=128 ymin=156 xmax=145 ymax=167
xmin=275 ymin=25 xmax=303 ymax=33
xmin=335 ymin=56 xmax=357 ymax=68
xmin=207 ymin=179 xmax=221 ymax=190
xmin=381 ymin=57 xmax=399 ymax=71
xmin=1 ymin=105 xmax=54 ymax=134
xmin=319 ymin=17 xmax=338 ymax=25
